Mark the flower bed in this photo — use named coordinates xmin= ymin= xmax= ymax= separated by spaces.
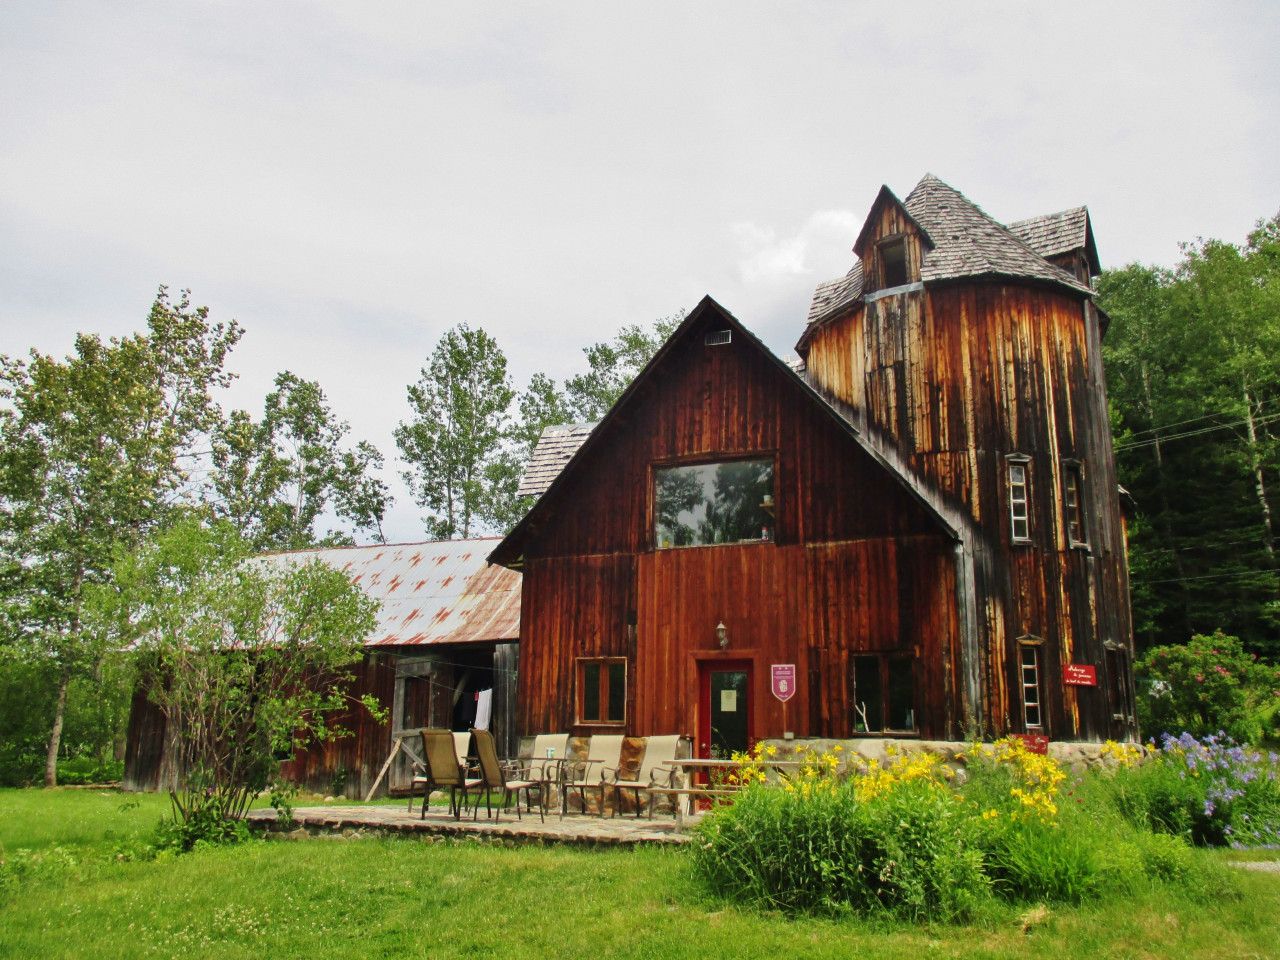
xmin=691 ymin=737 xmax=1255 ymax=919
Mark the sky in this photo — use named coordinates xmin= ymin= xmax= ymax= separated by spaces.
xmin=2 ymin=1 xmax=1277 ymax=544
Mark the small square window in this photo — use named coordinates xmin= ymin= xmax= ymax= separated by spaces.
xmin=577 ymin=658 xmax=626 ymax=724
xmin=851 ymin=654 xmax=916 ymax=733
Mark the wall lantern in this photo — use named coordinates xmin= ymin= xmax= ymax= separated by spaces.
xmin=716 ymin=621 xmax=728 ymax=650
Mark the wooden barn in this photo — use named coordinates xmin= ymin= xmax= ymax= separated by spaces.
xmin=123 ymin=539 xmax=522 ymax=798
xmin=490 ymin=174 xmax=1138 ymax=755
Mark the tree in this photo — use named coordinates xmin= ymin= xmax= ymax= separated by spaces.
xmin=95 ymin=517 xmax=379 ymax=840
xmin=513 ymin=372 xmax=574 ymax=458
xmin=209 ymin=371 xmax=390 ymax=550
xmin=1099 ymin=217 xmax=1280 ymax=658
xmin=396 ymin=324 xmax=518 ymax=538
xmin=0 ymin=287 xmax=240 ymax=786
xmin=564 ymin=313 xmax=683 ymax=422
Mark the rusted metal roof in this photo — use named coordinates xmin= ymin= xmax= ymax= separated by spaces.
xmin=260 ymin=539 xmax=520 ymax=647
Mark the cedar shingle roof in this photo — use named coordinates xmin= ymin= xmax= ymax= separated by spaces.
xmin=516 ymin=422 xmax=598 ymax=498
xmin=905 ymin=175 xmax=1091 ymax=292
xmin=804 ymin=175 xmax=1093 ymax=331
xmin=1007 ymin=206 xmax=1099 ymax=272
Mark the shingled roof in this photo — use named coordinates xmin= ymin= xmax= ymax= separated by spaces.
xmin=804 ymin=174 xmax=1093 ymax=330
xmin=1007 ymin=206 xmax=1099 ymax=272
xmin=516 ymin=422 xmax=598 ymax=498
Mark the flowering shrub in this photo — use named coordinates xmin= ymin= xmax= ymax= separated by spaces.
xmin=1137 ymin=632 xmax=1280 ymax=743
xmin=1110 ymin=732 xmax=1280 ymax=847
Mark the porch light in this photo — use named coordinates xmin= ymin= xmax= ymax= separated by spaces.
xmin=716 ymin=622 xmax=728 ymax=649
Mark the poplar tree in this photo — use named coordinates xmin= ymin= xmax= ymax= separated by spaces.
xmin=395 ymin=324 xmax=518 ymax=538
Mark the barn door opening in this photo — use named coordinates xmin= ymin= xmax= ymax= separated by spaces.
xmin=698 ymin=659 xmax=754 ymax=758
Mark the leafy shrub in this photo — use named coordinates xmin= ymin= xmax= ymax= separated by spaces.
xmin=155 ymin=806 xmax=252 ymax=852
xmin=1137 ymin=633 xmax=1280 ymax=743
xmin=55 ymin=757 xmax=124 ymax=785
xmin=691 ymin=747 xmax=988 ymax=920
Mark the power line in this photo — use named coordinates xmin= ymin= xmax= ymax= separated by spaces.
xmin=1132 ymin=569 xmax=1279 ymax=587
xmin=1114 ymin=411 xmax=1280 ymax=451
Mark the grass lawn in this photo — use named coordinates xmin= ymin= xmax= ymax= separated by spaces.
xmin=1 ymin=788 xmax=1278 ymax=959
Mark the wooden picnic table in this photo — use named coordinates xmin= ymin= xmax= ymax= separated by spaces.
xmin=655 ymin=757 xmax=803 ymax=829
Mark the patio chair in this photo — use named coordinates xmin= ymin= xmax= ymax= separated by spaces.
xmin=561 ymin=734 xmax=624 ymax=817
xmin=411 ymin=728 xmax=481 ymax=820
xmin=470 ymin=728 xmax=544 ymax=823
xmin=607 ymin=735 xmax=687 ymax=818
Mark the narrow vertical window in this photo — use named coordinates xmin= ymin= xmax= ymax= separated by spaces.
xmin=1009 ymin=462 xmax=1030 ymax=541
xmin=879 ymin=238 xmax=909 ymax=288
xmin=1063 ymin=465 xmax=1085 ymax=545
xmin=1020 ymin=645 xmax=1043 ymax=730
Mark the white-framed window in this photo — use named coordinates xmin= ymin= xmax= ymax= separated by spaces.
xmin=1019 ymin=644 xmax=1044 ymax=730
xmin=1008 ymin=460 xmax=1030 ymax=541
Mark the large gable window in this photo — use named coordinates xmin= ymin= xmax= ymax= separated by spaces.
xmin=654 ymin=459 xmax=774 ymax=549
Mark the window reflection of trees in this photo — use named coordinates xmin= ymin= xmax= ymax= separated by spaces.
xmin=655 ymin=459 xmax=772 ymax=548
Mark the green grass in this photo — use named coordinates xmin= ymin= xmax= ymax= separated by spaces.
xmin=2 ymin=789 xmax=1278 ymax=959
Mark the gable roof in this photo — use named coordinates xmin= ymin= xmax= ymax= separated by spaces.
xmin=259 ymin=539 xmax=520 ymax=647
xmin=803 ymin=174 xmax=1093 ymax=334
xmin=1007 ymin=206 xmax=1100 ymax=274
xmin=490 ymin=296 xmax=961 ymax=569
xmin=517 ymin=422 xmax=598 ymax=498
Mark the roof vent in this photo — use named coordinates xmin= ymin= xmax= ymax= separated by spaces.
xmin=705 ymin=329 xmax=732 ymax=346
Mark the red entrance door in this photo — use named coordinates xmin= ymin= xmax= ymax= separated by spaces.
xmin=698 ymin=660 xmax=754 ymax=759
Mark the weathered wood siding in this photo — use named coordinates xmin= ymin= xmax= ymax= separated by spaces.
xmin=516 ymin=308 xmax=962 ymax=741
xmin=803 ymin=281 xmax=1134 ymax=740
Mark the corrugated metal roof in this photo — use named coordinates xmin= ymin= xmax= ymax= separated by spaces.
xmin=259 ymin=539 xmax=520 ymax=647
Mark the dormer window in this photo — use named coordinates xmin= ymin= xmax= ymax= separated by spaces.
xmin=879 ymin=238 xmax=909 ymax=288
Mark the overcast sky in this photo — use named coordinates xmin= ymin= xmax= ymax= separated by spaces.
xmin=2 ymin=2 xmax=1277 ymax=544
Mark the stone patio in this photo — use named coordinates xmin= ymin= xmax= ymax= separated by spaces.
xmin=246 ymin=801 xmax=696 ymax=848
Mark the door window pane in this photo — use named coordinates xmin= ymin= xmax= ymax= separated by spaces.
xmin=709 ymin=670 xmax=749 ymax=756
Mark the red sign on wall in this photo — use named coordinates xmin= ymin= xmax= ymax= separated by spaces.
xmin=771 ymin=664 xmax=796 ymax=703
xmin=1016 ymin=734 xmax=1049 ymax=755
xmin=1063 ymin=664 xmax=1098 ymax=686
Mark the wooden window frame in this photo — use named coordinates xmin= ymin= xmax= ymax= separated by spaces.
xmin=877 ymin=235 xmax=911 ymax=289
xmin=650 ymin=453 xmax=778 ymax=550
xmin=1006 ymin=455 xmax=1031 ymax=543
xmin=1062 ymin=461 xmax=1088 ymax=548
xmin=1018 ymin=640 xmax=1046 ymax=732
xmin=575 ymin=657 xmax=627 ymax=726
xmin=850 ymin=652 xmax=919 ymax=736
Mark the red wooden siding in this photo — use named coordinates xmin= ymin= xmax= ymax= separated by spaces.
xmin=515 ymin=306 xmax=962 ymax=741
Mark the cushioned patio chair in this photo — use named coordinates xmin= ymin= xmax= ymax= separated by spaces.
xmin=470 ymin=728 xmax=544 ymax=822
xmin=411 ymin=728 xmax=481 ymax=820
xmin=561 ymin=734 xmax=624 ymax=817
xmin=607 ymin=734 xmax=687 ymax=818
